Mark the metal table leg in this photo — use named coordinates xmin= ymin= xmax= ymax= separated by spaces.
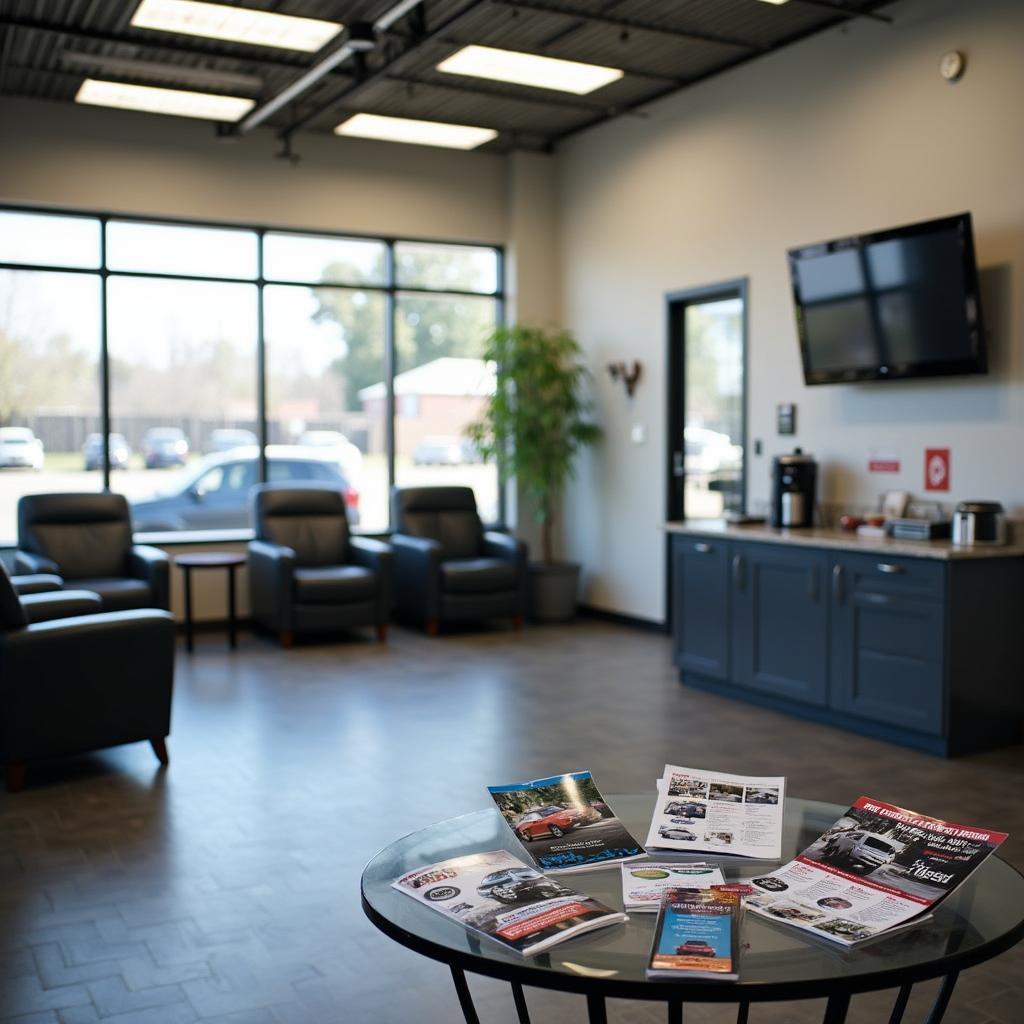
xmin=586 ymin=994 xmax=608 ymax=1024
xmin=736 ymin=1002 xmax=750 ymax=1024
xmin=888 ymin=983 xmax=913 ymax=1024
xmin=925 ymin=973 xmax=959 ymax=1024
xmin=822 ymin=993 xmax=851 ymax=1024
xmin=511 ymin=981 xmax=531 ymax=1024
xmin=668 ymin=998 xmax=683 ymax=1024
xmin=450 ymin=966 xmax=480 ymax=1024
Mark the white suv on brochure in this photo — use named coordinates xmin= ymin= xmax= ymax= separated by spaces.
xmin=0 ymin=427 xmax=44 ymax=470
xmin=822 ymin=830 xmax=900 ymax=872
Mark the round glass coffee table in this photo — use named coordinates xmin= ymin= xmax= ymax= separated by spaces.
xmin=362 ymin=796 xmax=1024 ymax=1024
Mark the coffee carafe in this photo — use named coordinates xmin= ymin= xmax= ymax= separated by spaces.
xmin=770 ymin=448 xmax=817 ymax=528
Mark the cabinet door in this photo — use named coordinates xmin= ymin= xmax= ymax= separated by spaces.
xmin=830 ymin=556 xmax=946 ymax=735
xmin=731 ymin=543 xmax=829 ymax=706
xmin=671 ymin=535 xmax=730 ymax=680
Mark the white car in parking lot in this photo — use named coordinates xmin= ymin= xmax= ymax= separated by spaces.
xmin=0 ymin=427 xmax=44 ymax=470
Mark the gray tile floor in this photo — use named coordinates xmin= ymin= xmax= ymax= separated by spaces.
xmin=0 ymin=621 xmax=1021 ymax=1024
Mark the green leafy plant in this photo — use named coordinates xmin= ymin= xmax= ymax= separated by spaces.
xmin=467 ymin=325 xmax=601 ymax=565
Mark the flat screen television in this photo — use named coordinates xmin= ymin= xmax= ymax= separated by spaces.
xmin=788 ymin=212 xmax=986 ymax=385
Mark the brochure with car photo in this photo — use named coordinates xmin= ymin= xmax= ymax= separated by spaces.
xmin=647 ymin=887 xmax=742 ymax=980
xmin=621 ymin=862 xmax=726 ymax=913
xmin=645 ymin=765 xmax=786 ymax=860
xmin=392 ymin=850 xmax=627 ymax=956
xmin=744 ymin=796 xmax=1007 ymax=947
xmin=488 ymin=771 xmax=644 ymax=872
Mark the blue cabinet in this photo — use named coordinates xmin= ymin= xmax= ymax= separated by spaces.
xmin=669 ymin=530 xmax=1024 ymax=755
xmin=731 ymin=542 xmax=829 ymax=707
xmin=671 ymin=535 xmax=730 ymax=681
xmin=829 ymin=554 xmax=946 ymax=736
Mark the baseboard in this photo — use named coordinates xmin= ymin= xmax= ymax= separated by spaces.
xmin=577 ymin=604 xmax=668 ymax=634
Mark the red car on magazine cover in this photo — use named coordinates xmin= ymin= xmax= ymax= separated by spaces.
xmin=514 ymin=804 xmax=600 ymax=842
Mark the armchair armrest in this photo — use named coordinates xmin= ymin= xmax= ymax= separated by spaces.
xmin=350 ymin=537 xmax=393 ymax=625
xmin=11 ymin=573 xmax=64 ymax=595
xmin=14 ymin=551 xmax=59 ymax=576
xmin=390 ymin=534 xmax=442 ymax=623
xmin=21 ymin=590 xmax=103 ymax=624
xmin=483 ymin=530 xmax=527 ymax=563
xmin=248 ymin=540 xmax=296 ymax=632
xmin=129 ymin=544 xmax=170 ymax=609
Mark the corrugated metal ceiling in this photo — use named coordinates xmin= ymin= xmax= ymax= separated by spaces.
xmin=0 ymin=0 xmax=895 ymax=152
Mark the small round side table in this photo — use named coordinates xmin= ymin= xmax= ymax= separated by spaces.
xmin=175 ymin=552 xmax=247 ymax=652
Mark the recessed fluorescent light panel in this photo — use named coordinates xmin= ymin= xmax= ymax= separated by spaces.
xmin=75 ymin=79 xmax=255 ymax=121
xmin=754 ymin=0 xmax=791 ymax=4
xmin=131 ymin=0 xmax=342 ymax=52
xmin=335 ymin=114 xmax=498 ymax=150
xmin=437 ymin=45 xmax=623 ymax=95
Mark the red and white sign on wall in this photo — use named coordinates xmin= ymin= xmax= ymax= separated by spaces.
xmin=925 ymin=448 xmax=951 ymax=492
xmin=868 ymin=450 xmax=901 ymax=473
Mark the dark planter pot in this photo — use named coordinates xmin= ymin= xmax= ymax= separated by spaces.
xmin=528 ymin=561 xmax=580 ymax=623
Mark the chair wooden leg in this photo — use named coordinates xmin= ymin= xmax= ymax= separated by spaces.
xmin=150 ymin=738 xmax=169 ymax=767
xmin=511 ymin=614 xmax=523 ymax=631
xmin=376 ymin=623 xmax=388 ymax=643
xmin=5 ymin=762 xmax=25 ymax=794
xmin=425 ymin=620 xmax=440 ymax=637
xmin=280 ymin=630 xmax=294 ymax=649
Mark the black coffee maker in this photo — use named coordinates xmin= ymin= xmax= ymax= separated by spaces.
xmin=770 ymin=448 xmax=817 ymax=528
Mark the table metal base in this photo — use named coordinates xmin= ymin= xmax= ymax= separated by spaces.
xmin=445 ymin=968 xmax=960 ymax=1024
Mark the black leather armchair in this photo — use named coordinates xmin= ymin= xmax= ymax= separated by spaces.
xmin=248 ymin=484 xmax=392 ymax=646
xmin=15 ymin=493 xmax=169 ymax=611
xmin=0 ymin=563 xmax=175 ymax=793
xmin=390 ymin=486 xmax=527 ymax=635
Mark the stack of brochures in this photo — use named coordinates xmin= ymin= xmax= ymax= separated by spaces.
xmin=647 ymin=887 xmax=743 ymax=980
xmin=621 ymin=861 xmax=725 ymax=913
xmin=743 ymin=796 xmax=1006 ymax=946
xmin=646 ymin=764 xmax=786 ymax=860
xmin=487 ymin=770 xmax=644 ymax=872
xmin=392 ymin=850 xmax=626 ymax=956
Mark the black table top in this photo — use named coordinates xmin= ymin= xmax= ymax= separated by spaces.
xmin=175 ymin=552 xmax=247 ymax=568
xmin=361 ymin=795 xmax=1024 ymax=1002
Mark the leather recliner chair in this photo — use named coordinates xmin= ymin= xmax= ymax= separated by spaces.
xmin=390 ymin=486 xmax=527 ymax=635
xmin=248 ymin=484 xmax=392 ymax=647
xmin=15 ymin=493 xmax=169 ymax=611
xmin=0 ymin=563 xmax=176 ymax=793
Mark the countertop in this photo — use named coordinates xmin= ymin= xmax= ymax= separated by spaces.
xmin=664 ymin=519 xmax=1024 ymax=561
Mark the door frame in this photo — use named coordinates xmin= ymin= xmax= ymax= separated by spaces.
xmin=664 ymin=278 xmax=749 ymax=622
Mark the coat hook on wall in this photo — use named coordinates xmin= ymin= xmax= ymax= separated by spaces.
xmin=607 ymin=361 xmax=642 ymax=397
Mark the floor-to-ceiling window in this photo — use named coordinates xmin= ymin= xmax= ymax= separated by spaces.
xmin=0 ymin=207 xmax=503 ymax=542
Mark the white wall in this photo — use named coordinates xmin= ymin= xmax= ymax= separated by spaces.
xmin=558 ymin=0 xmax=1024 ymax=622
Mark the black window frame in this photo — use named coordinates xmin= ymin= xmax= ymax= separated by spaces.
xmin=0 ymin=203 xmax=506 ymax=536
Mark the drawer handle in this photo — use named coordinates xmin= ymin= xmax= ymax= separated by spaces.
xmin=694 ymin=542 xmax=713 ymax=553
xmin=832 ymin=564 xmax=845 ymax=605
xmin=877 ymin=563 xmax=904 ymax=574
xmin=732 ymin=554 xmax=746 ymax=590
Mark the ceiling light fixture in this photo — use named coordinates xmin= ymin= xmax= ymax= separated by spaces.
xmin=75 ymin=79 xmax=255 ymax=121
xmin=436 ymin=44 xmax=623 ymax=95
xmin=130 ymin=0 xmax=342 ymax=52
xmin=334 ymin=113 xmax=497 ymax=150
xmin=753 ymin=0 xmax=791 ymax=5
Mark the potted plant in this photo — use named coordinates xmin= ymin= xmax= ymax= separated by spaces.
xmin=466 ymin=325 xmax=601 ymax=622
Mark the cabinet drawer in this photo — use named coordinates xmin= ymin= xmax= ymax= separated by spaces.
xmin=834 ymin=553 xmax=945 ymax=601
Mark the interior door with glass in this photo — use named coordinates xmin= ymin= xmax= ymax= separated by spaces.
xmin=667 ymin=282 xmax=747 ymax=521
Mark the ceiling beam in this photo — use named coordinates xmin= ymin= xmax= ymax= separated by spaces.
xmin=280 ymin=0 xmax=491 ymax=136
xmin=0 ymin=16 xmax=324 ymax=76
xmin=491 ymin=0 xmax=766 ymax=51
xmin=793 ymin=0 xmax=892 ymax=24
xmin=384 ymin=71 xmax=609 ymax=112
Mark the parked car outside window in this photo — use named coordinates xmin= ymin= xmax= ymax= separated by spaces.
xmin=143 ymin=427 xmax=189 ymax=469
xmin=83 ymin=432 xmax=130 ymax=471
xmin=128 ymin=445 xmax=358 ymax=533
xmin=0 ymin=427 xmax=44 ymax=470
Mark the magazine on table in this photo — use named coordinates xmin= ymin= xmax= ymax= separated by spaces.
xmin=392 ymin=850 xmax=627 ymax=957
xmin=744 ymin=796 xmax=1007 ymax=946
xmin=488 ymin=771 xmax=644 ymax=872
xmin=646 ymin=887 xmax=743 ymax=980
xmin=645 ymin=765 xmax=786 ymax=860
xmin=621 ymin=861 xmax=725 ymax=913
